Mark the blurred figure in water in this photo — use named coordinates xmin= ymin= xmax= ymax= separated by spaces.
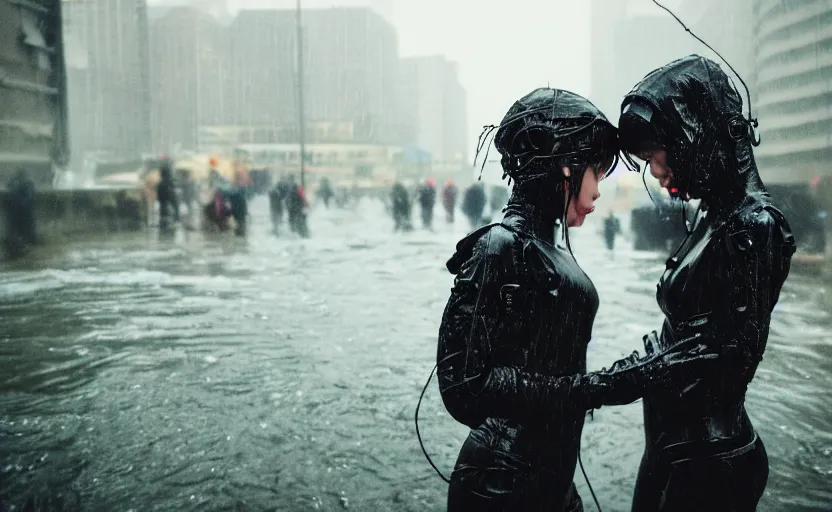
xmin=286 ymin=175 xmax=309 ymax=238
xmin=418 ymin=178 xmax=437 ymax=230
xmin=227 ymin=187 xmax=248 ymax=237
xmin=603 ymin=211 xmax=621 ymax=250
xmin=4 ymin=168 xmax=37 ymax=253
xmin=157 ymin=159 xmax=179 ymax=234
xmin=318 ymin=177 xmax=334 ymax=209
xmin=233 ymin=167 xmax=253 ymax=198
xmin=203 ymin=189 xmax=232 ymax=233
xmin=334 ymin=187 xmax=350 ymax=208
xmin=461 ymin=182 xmax=486 ymax=230
xmin=203 ymin=169 xmax=232 ymax=233
xmin=442 ymin=179 xmax=459 ymax=223
xmin=268 ymin=177 xmax=286 ymax=234
xmin=178 ymin=169 xmax=198 ymax=231
xmin=390 ymin=182 xmax=413 ymax=232
xmin=203 ymin=168 xmax=248 ymax=235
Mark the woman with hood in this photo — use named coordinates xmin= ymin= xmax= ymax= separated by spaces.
xmin=619 ymin=55 xmax=796 ymax=511
xmin=436 ymin=88 xmax=717 ymax=511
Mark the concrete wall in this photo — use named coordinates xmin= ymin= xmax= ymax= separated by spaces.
xmin=0 ymin=187 xmax=146 ymax=257
xmin=0 ymin=0 xmax=69 ymax=186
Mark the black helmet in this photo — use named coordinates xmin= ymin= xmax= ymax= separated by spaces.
xmin=494 ymin=88 xmax=621 ymax=192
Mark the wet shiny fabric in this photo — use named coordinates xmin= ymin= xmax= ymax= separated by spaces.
xmin=633 ymin=197 xmax=790 ymax=511
xmin=633 ymin=434 xmax=768 ymax=511
xmin=448 ymin=433 xmax=584 ymax=512
xmin=438 ymin=219 xmax=598 ymax=510
xmin=622 ymin=55 xmax=796 ymax=510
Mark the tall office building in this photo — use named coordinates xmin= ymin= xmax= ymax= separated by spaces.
xmin=149 ymin=6 xmax=228 ymax=152
xmin=227 ymin=6 xmax=400 ymax=145
xmin=400 ymin=55 xmax=468 ymax=163
xmin=234 ymin=0 xmax=394 ymax=22
xmin=302 ymin=7 xmax=400 ymax=144
xmin=62 ymin=0 xmax=151 ymax=161
xmin=225 ymin=9 xmax=298 ymax=140
xmin=753 ymin=0 xmax=832 ymax=184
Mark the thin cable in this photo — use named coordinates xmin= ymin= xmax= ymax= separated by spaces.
xmin=414 ymin=362 xmax=452 ymax=483
xmin=478 ymin=130 xmax=497 ymax=181
xmin=475 ymin=124 xmax=497 ymax=158
xmin=416 ymin=251 xmax=494 ymax=485
xmin=642 ymin=161 xmax=656 ymax=206
xmin=579 ymin=447 xmax=603 ymax=512
xmin=474 ymin=125 xmax=498 ymax=181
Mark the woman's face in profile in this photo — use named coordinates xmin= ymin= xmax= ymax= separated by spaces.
xmin=565 ymin=165 xmax=604 ymax=228
xmin=636 ymin=149 xmax=683 ymax=197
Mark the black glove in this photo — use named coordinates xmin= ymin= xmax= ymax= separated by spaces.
xmin=643 ymin=330 xmax=661 ymax=356
xmin=587 ymin=333 xmax=718 ymax=409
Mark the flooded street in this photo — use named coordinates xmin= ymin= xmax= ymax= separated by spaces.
xmin=1 ymin=198 xmax=830 ymax=512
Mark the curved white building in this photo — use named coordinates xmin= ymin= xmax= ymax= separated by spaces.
xmin=754 ymin=0 xmax=832 ymax=183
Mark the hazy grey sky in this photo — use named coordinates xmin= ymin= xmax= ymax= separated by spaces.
xmin=391 ymin=0 xmax=592 ymax=138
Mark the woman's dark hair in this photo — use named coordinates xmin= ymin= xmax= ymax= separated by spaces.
xmin=619 ymin=99 xmax=666 ymax=157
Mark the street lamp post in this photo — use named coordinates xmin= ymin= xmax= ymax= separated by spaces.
xmin=296 ymin=0 xmax=306 ymax=189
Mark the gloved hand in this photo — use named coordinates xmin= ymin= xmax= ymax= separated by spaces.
xmin=641 ymin=333 xmax=717 ymax=385
xmin=643 ymin=330 xmax=661 ymax=356
xmin=587 ymin=333 xmax=718 ymax=409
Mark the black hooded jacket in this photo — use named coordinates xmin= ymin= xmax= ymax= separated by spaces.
xmin=621 ymin=55 xmax=796 ymax=449
xmin=438 ymin=208 xmax=598 ymax=480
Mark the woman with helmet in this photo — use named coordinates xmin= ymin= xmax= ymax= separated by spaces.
xmin=619 ymin=55 xmax=796 ymax=511
xmin=434 ymin=88 xmax=717 ymax=511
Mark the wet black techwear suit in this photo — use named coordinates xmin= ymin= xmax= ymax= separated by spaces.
xmin=620 ymin=55 xmax=796 ymax=511
xmin=436 ymin=88 xmax=718 ymax=512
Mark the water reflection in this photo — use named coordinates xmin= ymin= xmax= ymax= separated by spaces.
xmin=0 ymin=198 xmax=829 ymax=511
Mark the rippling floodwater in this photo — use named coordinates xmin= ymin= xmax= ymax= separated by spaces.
xmin=1 ymin=198 xmax=830 ymax=511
